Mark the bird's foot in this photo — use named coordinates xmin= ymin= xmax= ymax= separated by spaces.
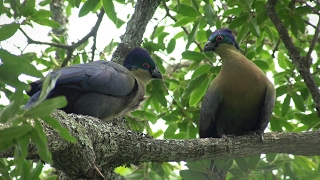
xmin=221 ymin=134 xmax=236 ymax=139
xmin=249 ymin=130 xmax=264 ymax=143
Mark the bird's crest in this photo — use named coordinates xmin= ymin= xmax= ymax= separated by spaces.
xmin=123 ymin=47 xmax=157 ymax=71
xmin=208 ymin=28 xmax=239 ymax=50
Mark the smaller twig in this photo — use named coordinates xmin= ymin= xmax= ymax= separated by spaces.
xmin=20 ymin=9 xmax=104 ymax=67
xmin=61 ymin=9 xmax=105 ymax=67
xmin=162 ymin=0 xmax=203 ymax=52
xmin=304 ymin=20 xmax=317 ymax=29
xmin=19 ymin=28 xmax=72 ymax=49
xmin=271 ymin=39 xmax=281 ymax=58
xmin=306 ymin=2 xmax=320 ymax=15
xmin=305 ymin=17 xmax=320 ymax=66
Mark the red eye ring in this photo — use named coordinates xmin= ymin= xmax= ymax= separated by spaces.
xmin=216 ymin=35 xmax=224 ymax=42
xmin=142 ymin=62 xmax=150 ymax=68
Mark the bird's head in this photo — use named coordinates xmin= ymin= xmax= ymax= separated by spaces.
xmin=124 ymin=47 xmax=162 ymax=84
xmin=204 ymin=28 xmax=240 ymax=53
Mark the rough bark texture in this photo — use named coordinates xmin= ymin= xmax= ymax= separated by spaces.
xmin=1 ymin=110 xmax=320 ymax=179
xmin=111 ymin=0 xmax=161 ymax=64
xmin=266 ymin=0 xmax=320 ymax=117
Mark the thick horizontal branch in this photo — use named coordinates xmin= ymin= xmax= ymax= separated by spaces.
xmin=266 ymin=0 xmax=320 ymax=117
xmin=1 ymin=110 xmax=320 ymax=179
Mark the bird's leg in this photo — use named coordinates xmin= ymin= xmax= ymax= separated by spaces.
xmin=93 ymin=164 xmax=105 ymax=179
xmin=247 ymin=130 xmax=264 ymax=143
xmin=221 ymin=134 xmax=236 ymax=138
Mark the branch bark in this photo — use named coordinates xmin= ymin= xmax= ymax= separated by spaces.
xmin=111 ymin=0 xmax=161 ymax=64
xmin=1 ymin=110 xmax=320 ymax=179
xmin=266 ymin=0 xmax=320 ymax=117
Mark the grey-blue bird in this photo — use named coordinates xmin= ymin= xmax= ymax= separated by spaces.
xmin=24 ymin=47 xmax=162 ymax=120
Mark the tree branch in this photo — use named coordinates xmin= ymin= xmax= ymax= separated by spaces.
xmin=266 ymin=0 xmax=320 ymax=117
xmin=305 ymin=17 xmax=320 ymax=64
xmin=19 ymin=9 xmax=104 ymax=67
xmin=60 ymin=9 xmax=104 ymax=67
xmin=111 ymin=0 xmax=162 ymax=64
xmin=1 ymin=110 xmax=320 ymax=179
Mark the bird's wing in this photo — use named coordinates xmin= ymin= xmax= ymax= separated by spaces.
xmin=199 ymin=82 xmax=223 ymax=138
xmin=256 ymin=84 xmax=276 ymax=132
xmin=29 ymin=60 xmax=136 ymax=97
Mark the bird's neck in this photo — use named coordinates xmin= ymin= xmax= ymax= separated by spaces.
xmin=130 ymin=69 xmax=152 ymax=85
xmin=214 ymin=45 xmax=249 ymax=69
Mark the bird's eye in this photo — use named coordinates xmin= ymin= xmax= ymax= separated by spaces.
xmin=142 ymin=62 xmax=150 ymax=68
xmin=216 ymin=35 xmax=224 ymax=42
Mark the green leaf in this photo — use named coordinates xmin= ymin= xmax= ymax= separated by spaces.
xmin=281 ymin=94 xmax=291 ymax=117
xmin=249 ymin=18 xmax=260 ymax=37
xmin=276 ymin=85 xmax=288 ymax=97
xmin=180 ymin=170 xmax=208 ymax=180
xmin=173 ymin=17 xmax=197 ymax=27
xmin=295 ymin=6 xmax=312 ymax=14
xmin=257 ymin=8 xmax=268 ymax=25
xmin=21 ymin=0 xmax=35 ymax=16
xmin=79 ymin=0 xmax=99 ymax=17
xmin=241 ymin=0 xmax=253 ymax=11
xmin=152 ymin=26 xmax=165 ymax=39
xmin=235 ymin=158 xmax=248 ymax=173
xmin=172 ymin=132 xmax=187 ymax=139
xmin=190 ymin=0 xmax=199 ymax=10
xmin=154 ymin=55 xmax=166 ymax=74
xmin=203 ymin=4 xmax=215 ymax=26
xmin=186 ymin=160 xmax=211 ymax=173
xmin=175 ymin=4 xmax=200 ymax=17
xmin=164 ymin=123 xmax=177 ymax=138
xmin=0 ymin=91 xmax=24 ymax=123
xmin=32 ymin=18 xmax=60 ymax=28
xmin=30 ymin=120 xmax=52 ymax=164
xmin=224 ymin=7 xmax=244 ymax=16
xmin=291 ymin=91 xmax=305 ymax=112
xmin=229 ymin=13 xmax=249 ymax=29
xmin=290 ymin=18 xmax=299 ymax=37
xmin=0 ymin=125 xmax=33 ymax=141
xmin=0 ymin=23 xmax=19 ymax=41
xmin=189 ymin=77 xmax=209 ymax=106
xmin=151 ymin=130 xmax=163 ymax=138
xmin=0 ymin=140 xmax=14 ymax=152
xmin=236 ymin=23 xmax=249 ymax=44
xmin=29 ymin=161 xmax=43 ymax=180
xmin=293 ymin=13 xmax=305 ymax=33
xmin=115 ymin=18 xmax=125 ymax=28
xmin=31 ymin=9 xmax=52 ymax=18
xmin=167 ymin=38 xmax=176 ymax=54
xmin=24 ymin=96 xmax=67 ymax=118
xmin=39 ymin=0 xmax=52 ymax=6
xmin=266 ymin=153 xmax=277 ymax=163
xmin=150 ymin=79 xmax=167 ymax=107
xmin=186 ymin=21 xmax=200 ymax=49
xmin=246 ymin=51 xmax=256 ymax=60
xmin=102 ymin=0 xmax=117 ymax=24
xmin=229 ymin=168 xmax=245 ymax=177
xmin=182 ymin=73 xmax=207 ymax=99
xmin=182 ymin=51 xmax=205 ymax=61
xmin=192 ymin=64 xmax=212 ymax=78
xmin=42 ymin=116 xmax=76 ymax=142
xmin=253 ymin=60 xmax=269 ymax=70
xmin=247 ymin=155 xmax=260 ymax=169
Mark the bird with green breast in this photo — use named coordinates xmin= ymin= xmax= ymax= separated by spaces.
xmin=199 ymin=28 xmax=276 ymax=179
